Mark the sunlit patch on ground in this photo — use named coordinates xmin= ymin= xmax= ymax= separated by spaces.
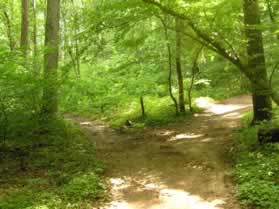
xmin=208 ymin=104 xmax=251 ymax=115
xmin=194 ymin=97 xmax=215 ymax=109
xmin=157 ymin=189 xmax=225 ymax=209
xmin=101 ymin=185 xmax=226 ymax=209
xmin=101 ymin=175 xmax=227 ymax=209
xmin=194 ymin=97 xmax=252 ymax=116
xmin=156 ymin=130 xmax=176 ymax=136
xmin=80 ymin=121 xmax=92 ymax=126
xmin=200 ymin=138 xmax=213 ymax=143
xmin=169 ymin=134 xmax=204 ymax=142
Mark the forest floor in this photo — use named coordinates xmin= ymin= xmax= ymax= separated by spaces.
xmin=68 ymin=95 xmax=252 ymax=209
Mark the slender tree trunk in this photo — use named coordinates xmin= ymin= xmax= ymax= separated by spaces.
xmin=175 ymin=18 xmax=185 ymax=113
xmin=74 ymin=14 xmax=81 ymax=78
xmin=243 ymin=0 xmax=272 ymax=123
xmin=41 ymin=0 xmax=60 ymax=116
xmin=159 ymin=17 xmax=178 ymax=115
xmin=0 ymin=100 xmax=8 ymax=145
xmin=32 ymin=0 xmax=38 ymax=71
xmin=140 ymin=96 xmax=145 ymax=117
xmin=3 ymin=11 xmax=15 ymax=51
xmin=20 ymin=0 xmax=29 ymax=57
xmin=188 ymin=47 xmax=203 ymax=112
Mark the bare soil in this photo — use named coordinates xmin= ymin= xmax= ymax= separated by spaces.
xmin=68 ymin=95 xmax=252 ymax=209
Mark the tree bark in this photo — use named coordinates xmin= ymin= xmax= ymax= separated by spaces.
xmin=41 ymin=0 xmax=60 ymax=117
xmin=243 ymin=0 xmax=272 ymax=123
xmin=188 ymin=47 xmax=203 ymax=112
xmin=159 ymin=16 xmax=179 ymax=115
xmin=20 ymin=0 xmax=29 ymax=57
xmin=3 ymin=11 xmax=15 ymax=51
xmin=140 ymin=96 xmax=145 ymax=117
xmin=32 ymin=0 xmax=39 ymax=71
xmin=73 ymin=13 xmax=81 ymax=78
xmin=175 ymin=18 xmax=185 ymax=113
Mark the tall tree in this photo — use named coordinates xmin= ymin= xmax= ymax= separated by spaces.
xmin=32 ymin=0 xmax=37 ymax=61
xmin=41 ymin=0 xmax=60 ymax=116
xmin=175 ymin=18 xmax=185 ymax=113
xmin=243 ymin=0 xmax=272 ymax=123
xmin=20 ymin=0 xmax=29 ymax=56
xmin=159 ymin=16 xmax=179 ymax=115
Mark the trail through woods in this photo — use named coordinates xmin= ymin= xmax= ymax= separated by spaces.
xmin=68 ymin=95 xmax=252 ymax=209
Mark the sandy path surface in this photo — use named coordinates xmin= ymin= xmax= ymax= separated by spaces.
xmin=68 ymin=95 xmax=252 ymax=209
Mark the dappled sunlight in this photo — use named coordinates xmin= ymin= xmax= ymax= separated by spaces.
xmin=194 ymin=97 xmax=215 ymax=109
xmin=80 ymin=121 xmax=92 ymax=126
xmin=101 ymin=169 xmax=227 ymax=209
xmin=154 ymin=189 xmax=225 ymax=209
xmin=169 ymin=133 xmax=204 ymax=142
xmin=195 ymin=97 xmax=252 ymax=116
xmin=208 ymin=104 xmax=251 ymax=115
xmin=200 ymin=138 xmax=213 ymax=143
xmin=103 ymin=177 xmax=227 ymax=209
xmin=221 ymin=112 xmax=241 ymax=118
xmin=156 ymin=130 xmax=176 ymax=136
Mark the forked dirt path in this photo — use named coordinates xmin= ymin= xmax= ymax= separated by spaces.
xmin=68 ymin=95 xmax=252 ymax=209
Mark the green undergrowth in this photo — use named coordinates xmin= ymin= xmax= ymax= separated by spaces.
xmin=234 ymin=108 xmax=279 ymax=209
xmin=0 ymin=118 xmax=106 ymax=209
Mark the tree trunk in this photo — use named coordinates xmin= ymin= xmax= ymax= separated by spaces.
xmin=140 ymin=96 xmax=145 ymax=117
xmin=41 ymin=0 xmax=60 ymax=117
xmin=159 ymin=17 xmax=178 ymax=115
xmin=3 ymin=11 xmax=15 ymax=51
xmin=188 ymin=47 xmax=203 ymax=112
xmin=73 ymin=13 xmax=81 ymax=78
xmin=20 ymin=0 xmax=29 ymax=57
xmin=243 ymin=0 xmax=272 ymax=123
xmin=175 ymin=18 xmax=185 ymax=113
xmin=32 ymin=0 xmax=38 ymax=71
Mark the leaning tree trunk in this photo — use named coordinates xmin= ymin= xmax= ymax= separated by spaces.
xmin=20 ymin=0 xmax=29 ymax=57
xmin=175 ymin=18 xmax=186 ymax=113
xmin=41 ymin=0 xmax=60 ymax=117
xmin=243 ymin=0 xmax=272 ymax=123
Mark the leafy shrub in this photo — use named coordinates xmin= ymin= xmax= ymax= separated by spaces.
xmin=234 ymin=109 xmax=279 ymax=209
xmin=63 ymin=172 xmax=105 ymax=202
xmin=0 ymin=46 xmax=42 ymax=144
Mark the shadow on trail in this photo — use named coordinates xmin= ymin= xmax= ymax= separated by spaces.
xmin=67 ymin=95 xmax=252 ymax=209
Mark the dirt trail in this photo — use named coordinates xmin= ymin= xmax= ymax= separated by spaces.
xmin=68 ymin=95 xmax=252 ymax=209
